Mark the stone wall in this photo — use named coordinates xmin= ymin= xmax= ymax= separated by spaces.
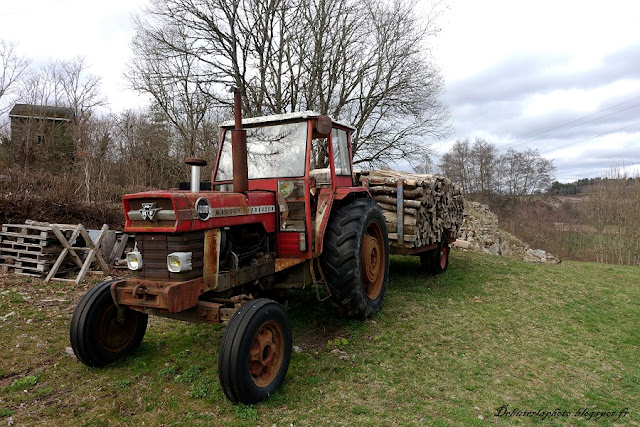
xmin=453 ymin=201 xmax=558 ymax=264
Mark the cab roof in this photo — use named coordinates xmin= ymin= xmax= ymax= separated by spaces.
xmin=220 ymin=110 xmax=356 ymax=131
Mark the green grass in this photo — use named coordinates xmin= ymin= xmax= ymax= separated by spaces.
xmin=0 ymin=251 xmax=638 ymax=425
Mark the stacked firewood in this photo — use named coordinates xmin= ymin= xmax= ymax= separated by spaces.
xmin=358 ymin=170 xmax=465 ymax=248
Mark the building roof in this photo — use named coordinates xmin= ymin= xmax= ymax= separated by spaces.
xmin=220 ymin=110 xmax=356 ymax=131
xmin=9 ymin=104 xmax=74 ymax=122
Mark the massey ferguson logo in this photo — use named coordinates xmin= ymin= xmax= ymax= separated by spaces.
xmin=139 ymin=203 xmax=161 ymax=221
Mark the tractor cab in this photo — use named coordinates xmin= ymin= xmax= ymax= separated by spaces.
xmin=212 ymin=111 xmax=366 ymax=259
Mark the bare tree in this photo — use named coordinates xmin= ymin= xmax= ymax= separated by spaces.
xmin=414 ymin=150 xmax=436 ymax=174
xmin=580 ymin=170 xmax=640 ymax=265
xmin=0 ymin=40 xmax=30 ymax=115
xmin=470 ymin=138 xmax=498 ymax=195
xmin=113 ymin=108 xmax=186 ymax=190
xmin=129 ymin=27 xmax=223 ymax=158
xmin=13 ymin=58 xmax=109 ymax=190
xmin=439 ymin=140 xmax=554 ymax=197
xmin=129 ymin=0 xmax=450 ymax=166
xmin=496 ymin=148 xmax=555 ymax=196
xmin=439 ymin=139 xmax=473 ymax=192
xmin=57 ymin=57 xmax=108 ymax=120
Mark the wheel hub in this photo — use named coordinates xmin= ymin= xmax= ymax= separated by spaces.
xmin=361 ymin=222 xmax=384 ymax=300
xmin=440 ymin=245 xmax=448 ymax=269
xmin=97 ymin=305 xmax=138 ymax=351
xmin=250 ymin=321 xmax=284 ymax=387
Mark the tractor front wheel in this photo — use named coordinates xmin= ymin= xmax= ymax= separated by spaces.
xmin=218 ymin=299 xmax=292 ymax=404
xmin=70 ymin=279 xmax=148 ymax=367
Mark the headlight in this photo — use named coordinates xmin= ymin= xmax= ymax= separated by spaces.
xmin=126 ymin=251 xmax=143 ymax=270
xmin=167 ymin=252 xmax=192 ymax=273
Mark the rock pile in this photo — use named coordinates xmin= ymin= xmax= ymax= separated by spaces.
xmin=453 ymin=201 xmax=558 ymax=264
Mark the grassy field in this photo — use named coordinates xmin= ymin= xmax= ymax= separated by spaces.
xmin=0 ymin=251 xmax=638 ymax=426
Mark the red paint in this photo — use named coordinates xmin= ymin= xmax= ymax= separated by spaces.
xmin=123 ymin=191 xmax=277 ymax=233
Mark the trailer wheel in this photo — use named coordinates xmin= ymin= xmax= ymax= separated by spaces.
xmin=70 ymin=279 xmax=148 ymax=367
xmin=431 ymin=234 xmax=451 ymax=274
xmin=321 ymin=198 xmax=390 ymax=319
xmin=218 ymin=298 xmax=292 ymax=404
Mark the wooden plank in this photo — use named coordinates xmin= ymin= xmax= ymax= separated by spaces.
xmin=101 ymin=231 xmax=117 ymax=263
xmin=0 ymin=231 xmax=50 ymax=241
xmin=109 ymin=233 xmax=129 ymax=264
xmin=46 ymin=224 xmax=83 ymax=282
xmin=0 ymin=253 xmax=57 ymax=263
xmin=75 ymin=224 xmax=110 ymax=284
xmin=52 ymin=225 xmax=84 ymax=268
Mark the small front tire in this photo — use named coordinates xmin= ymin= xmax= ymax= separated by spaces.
xmin=218 ymin=299 xmax=292 ymax=404
xmin=70 ymin=279 xmax=148 ymax=367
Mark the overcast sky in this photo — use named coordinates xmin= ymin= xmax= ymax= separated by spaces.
xmin=1 ymin=0 xmax=639 ymax=182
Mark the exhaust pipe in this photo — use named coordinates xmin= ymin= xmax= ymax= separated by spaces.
xmin=231 ymin=87 xmax=249 ymax=193
xmin=185 ymin=157 xmax=207 ymax=193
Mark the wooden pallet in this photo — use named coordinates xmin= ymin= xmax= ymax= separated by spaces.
xmin=0 ymin=224 xmax=67 ymax=277
xmin=0 ymin=222 xmax=111 ymax=282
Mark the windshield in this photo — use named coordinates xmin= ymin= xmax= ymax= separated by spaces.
xmin=215 ymin=122 xmax=308 ymax=181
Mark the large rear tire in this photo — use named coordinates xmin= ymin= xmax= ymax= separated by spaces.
xmin=320 ymin=198 xmax=390 ymax=319
xmin=70 ymin=279 xmax=148 ymax=367
xmin=218 ymin=299 xmax=292 ymax=404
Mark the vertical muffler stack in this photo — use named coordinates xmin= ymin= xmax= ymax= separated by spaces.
xmin=185 ymin=157 xmax=207 ymax=193
xmin=231 ymin=87 xmax=249 ymax=193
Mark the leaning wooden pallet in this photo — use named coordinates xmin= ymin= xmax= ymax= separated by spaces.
xmin=46 ymin=223 xmax=111 ymax=283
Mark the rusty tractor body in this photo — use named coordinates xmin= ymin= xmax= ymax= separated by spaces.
xmin=70 ymin=91 xmax=450 ymax=404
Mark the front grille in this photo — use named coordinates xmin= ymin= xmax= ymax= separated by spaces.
xmin=136 ymin=232 xmax=204 ymax=281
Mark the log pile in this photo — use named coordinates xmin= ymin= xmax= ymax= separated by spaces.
xmin=358 ymin=170 xmax=465 ymax=248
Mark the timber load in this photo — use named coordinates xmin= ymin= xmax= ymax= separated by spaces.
xmin=358 ymin=170 xmax=465 ymax=249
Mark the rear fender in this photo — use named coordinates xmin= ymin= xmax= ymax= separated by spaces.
xmin=314 ymin=187 xmax=370 ymax=255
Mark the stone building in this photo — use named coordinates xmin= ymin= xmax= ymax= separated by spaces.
xmin=9 ymin=103 xmax=74 ymax=167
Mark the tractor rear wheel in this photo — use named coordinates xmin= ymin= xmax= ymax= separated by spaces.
xmin=218 ymin=298 xmax=292 ymax=404
xmin=320 ymin=198 xmax=390 ymax=319
xmin=70 ymin=279 xmax=148 ymax=367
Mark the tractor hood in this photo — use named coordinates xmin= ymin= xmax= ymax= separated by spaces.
xmin=122 ymin=190 xmax=277 ymax=233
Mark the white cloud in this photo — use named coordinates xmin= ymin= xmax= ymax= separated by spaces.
xmin=433 ymin=0 xmax=640 ymax=181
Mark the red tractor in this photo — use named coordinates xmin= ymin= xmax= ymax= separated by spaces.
xmin=70 ymin=90 xmax=445 ymax=404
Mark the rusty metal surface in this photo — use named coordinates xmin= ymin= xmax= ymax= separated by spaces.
xmin=203 ymin=229 xmax=220 ymax=290
xmin=313 ymin=190 xmax=334 ymax=255
xmin=111 ymin=278 xmax=205 ymax=313
xmin=389 ymin=243 xmax=437 ymax=256
xmin=232 ymin=88 xmax=249 ymax=193
xmin=197 ymin=301 xmax=222 ymax=323
xmin=216 ymin=259 xmax=275 ymax=291
xmin=133 ymin=300 xmax=243 ymax=325
xmin=315 ymin=115 xmax=332 ymax=135
xmin=275 ymin=258 xmax=305 ymax=272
